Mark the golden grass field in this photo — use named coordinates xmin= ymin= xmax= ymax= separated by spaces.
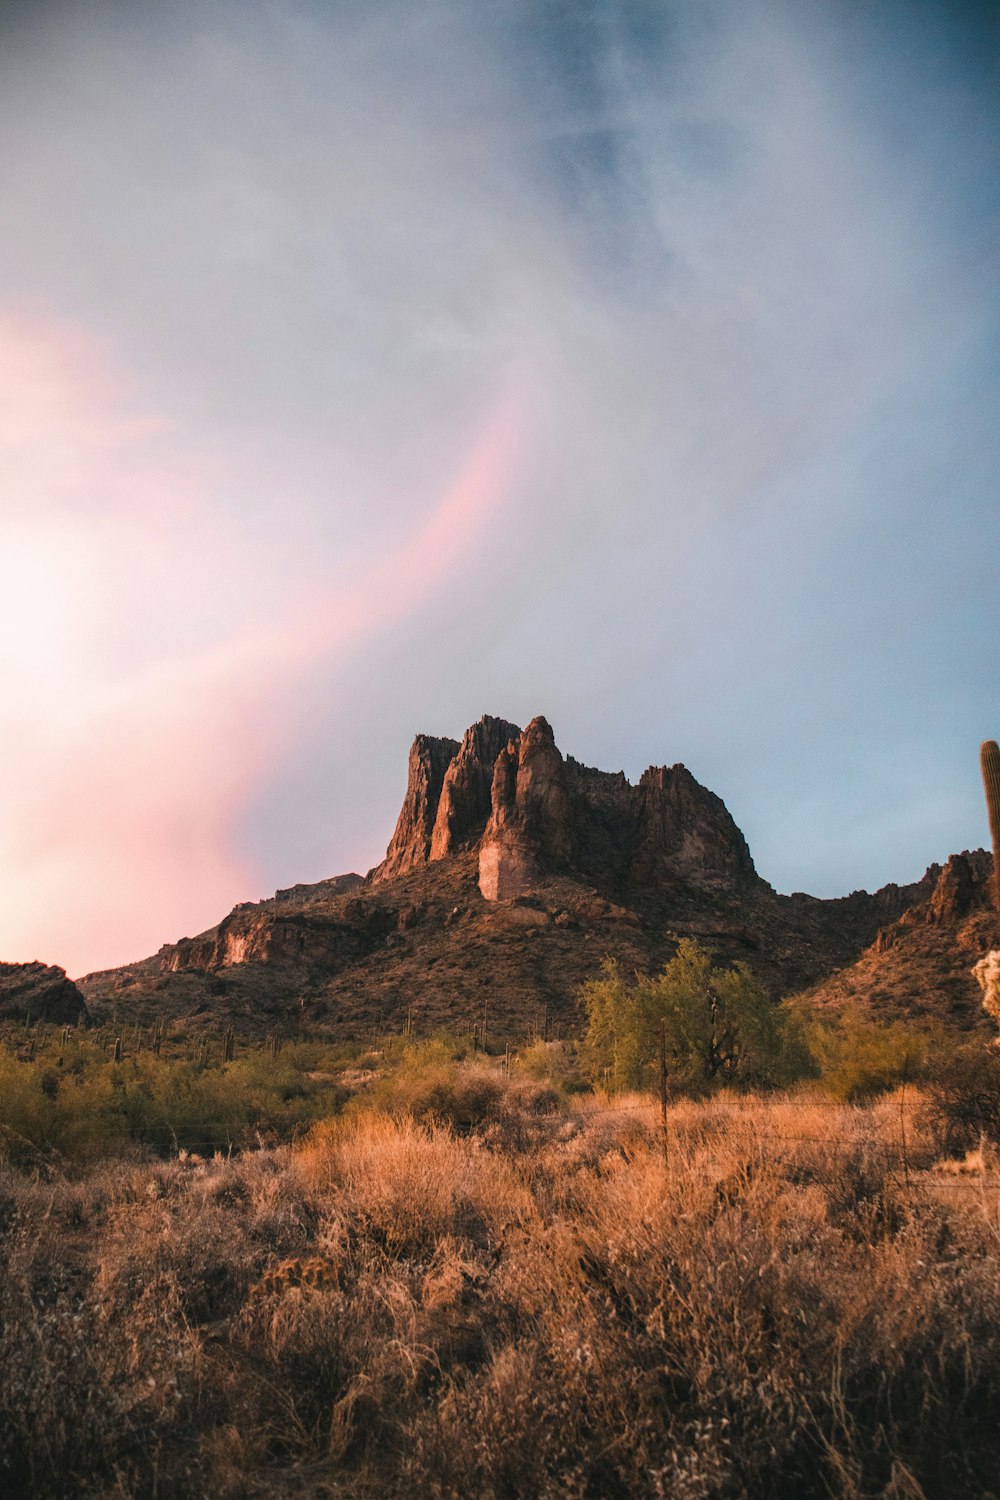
xmin=2 ymin=1051 xmax=1000 ymax=1498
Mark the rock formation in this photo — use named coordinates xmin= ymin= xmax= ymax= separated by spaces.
xmin=374 ymin=713 xmax=758 ymax=903
xmin=807 ymin=850 xmax=999 ymax=1026
xmin=376 ymin=733 xmax=459 ymax=882
xmin=974 ymin=950 xmax=1000 ymax=1029
xmin=75 ymin=712 xmax=975 ymax=1037
xmin=430 ymin=716 xmax=521 ymax=860
xmin=479 ymin=717 xmax=576 ymax=899
xmin=0 ymin=961 xmax=88 ymax=1024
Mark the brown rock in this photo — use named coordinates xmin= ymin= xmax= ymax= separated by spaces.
xmin=928 ymin=853 xmax=979 ymax=924
xmin=274 ymin=873 xmax=364 ymax=904
xmin=478 ymin=717 xmax=575 ymax=900
xmin=430 ymin=715 xmax=520 ymax=859
xmin=630 ymin=764 xmax=756 ymax=890
xmin=0 ymin=961 xmax=88 ymax=1024
xmin=373 ymin=733 xmax=460 ymax=883
xmin=807 ymin=849 xmax=999 ymax=1026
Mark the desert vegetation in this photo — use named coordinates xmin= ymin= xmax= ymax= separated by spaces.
xmin=3 ymin=1007 xmax=1000 ymax=1498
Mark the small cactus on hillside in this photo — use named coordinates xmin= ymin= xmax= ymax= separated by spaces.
xmin=982 ymin=740 xmax=1000 ymax=912
xmin=976 ymin=741 xmax=1000 ymax=1033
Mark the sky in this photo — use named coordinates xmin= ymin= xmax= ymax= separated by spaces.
xmin=0 ymin=0 xmax=997 ymax=977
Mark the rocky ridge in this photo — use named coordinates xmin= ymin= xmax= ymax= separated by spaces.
xmin=72 ymin=714 xmax=977 ymax=1037
xmin=375 ymin=714 xmax=757 ymax=902
xmin=0 ymin=962 xmax=88 ymax=1025
xmin=805 ymin=850 xmax=999 ymax=1026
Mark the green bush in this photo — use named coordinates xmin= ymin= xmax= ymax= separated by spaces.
xmin=581 ymin=940 xmax=808 ymax=1093
xmin=804 ymin=1007 xmax=928 ymax=1102
xmin=0 ymin=1034 xmax=350 ymax=1163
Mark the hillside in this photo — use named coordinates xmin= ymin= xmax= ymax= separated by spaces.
xmin=75 ymin=714 xmax=968 ymax=1037
xmin=805 ymin=850 xmax=999 ymax=1027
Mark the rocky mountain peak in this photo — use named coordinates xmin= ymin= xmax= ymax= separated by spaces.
xmin=429 ymin=715 xmax=521 ymax=861
xmin=374 ymin=713 xmax=759 ymax=904
xmin=375 ymin=732 xmax=460 ymax=882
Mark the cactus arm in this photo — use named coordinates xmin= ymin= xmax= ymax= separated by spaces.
xmin=981 ymin=740 xmax=1000 ymax=912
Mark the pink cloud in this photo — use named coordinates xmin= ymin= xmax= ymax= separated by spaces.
xmin=0 ymin=314 xmax=530 ymax=975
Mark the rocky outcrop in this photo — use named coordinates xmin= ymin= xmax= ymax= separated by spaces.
xmin=376 ymin=714 xmax=757 ymax=903
xmin=0 ymin=962 xmax=88 ymax=1024
xmin=161 ymin=896 xmax=395 ymax=973
xmin=975 ymin=949 xmax=1000 ymax=1027
xmin=273 ymin=873 xmax=364 ymax=905
xmin=374 ymin=733 xmax=459 ymax=882
xmin=630 ymin=764 xmax=756 ymax=890
xmin=479 ymin=717 xmax=575 ymax=899
xmin=478 ymin=721 xmax=757 ymax=901
xmin=928 ymin=852 xmax=981 ymax=924
xmin=808 ymin=849 xmax=999 ymax=1026
xmin=430 ymin=716 xmax=521 ymax=860
xmin=375 ymin=718 xmax=522 ymax=881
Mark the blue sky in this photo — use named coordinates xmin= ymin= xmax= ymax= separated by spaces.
xmin=0 ymin=0 xmax=997 ymax=972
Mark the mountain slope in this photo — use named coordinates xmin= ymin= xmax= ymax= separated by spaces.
xmin=76 ymin=714 xmax=952 ymax=1037
xmin=804 ymin=851 xmax=999 ymax=1028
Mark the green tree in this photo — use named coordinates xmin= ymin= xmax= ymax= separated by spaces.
xmin=582 ymin=939 xmax=805 ymax=1092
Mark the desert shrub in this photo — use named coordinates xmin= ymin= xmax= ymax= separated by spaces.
xmin=581 ymin=941 xmax=809 ymax=1093
xmin=806 ymin=1008 xmax=929 ymax=1101
xmin=3 ymin=1086 xmax=1000 ymax=1497
xmin=516 ymin=1038 xmax=589 ymax=1092
xmin=349 ymin=1037 xmax=566 ymax=1146
xmin=0 ymin=1039 xmax=350 ymax=1164
xmin=360 ymin=1057 xmax=505 ymax=1130
xmin=922 ymin=1040 xmax=1000 ymax=1154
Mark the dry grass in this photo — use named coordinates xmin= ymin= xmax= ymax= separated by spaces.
xmin=2 ymin=1082 xmax=999 ymax=1498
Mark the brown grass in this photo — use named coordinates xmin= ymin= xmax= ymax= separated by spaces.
xmin=1 ymin=1083 xmax=999 ymax=1498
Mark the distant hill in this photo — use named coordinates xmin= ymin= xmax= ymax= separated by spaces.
xmin=75 ymin=714 xmax=990 ymax=1037
xmin=804 ymin=850 xmax=998 ymax=1028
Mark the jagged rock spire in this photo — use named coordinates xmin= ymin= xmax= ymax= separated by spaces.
xmin=375 ymin=712 xmax=758 ymax=902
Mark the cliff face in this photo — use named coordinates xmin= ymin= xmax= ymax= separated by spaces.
xmin=374 ymin=714 xmax=758 ymax=904
xmin=479 ymin=717 xmax=576 ymax=899
xmin=376 ymin=734 xmax=459 ymax=882
xmin=430 ymin=716 xmax=521 ymax=861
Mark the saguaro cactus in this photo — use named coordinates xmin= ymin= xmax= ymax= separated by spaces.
xmin=981 ymin=740 xmax=1000 ymax=912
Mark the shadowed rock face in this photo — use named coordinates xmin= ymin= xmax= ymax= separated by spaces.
xmin=478 ymin=721 xmax=756 ymax=902
xmin=928 ymin=852 xmax=980 ymax=924
xmin=376 ymin=713 xmax=759 ymax=902
xmin=376 ymin=733 xmax=459 ymax=882
xmin=630 ymin=764 xmax=756 ymax=889
xmin=0 ymin=962 xmax=88 ymax=1024
xmin=479 ymin=716 xmax=575 ymax=899
xmin=430 ymin=716 xmax=521 ymax=860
